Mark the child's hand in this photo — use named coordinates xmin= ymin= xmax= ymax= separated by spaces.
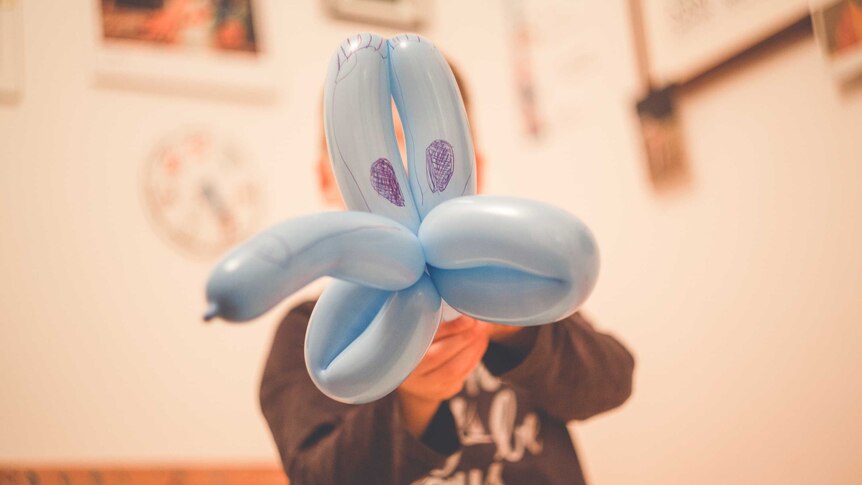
xmin=397 ymin=316 xmax=489 ymax=437
xmin=484 ymin=323 xmax=524 ymax=342
xmin=401 ymin=316 xmax=489 ymax=401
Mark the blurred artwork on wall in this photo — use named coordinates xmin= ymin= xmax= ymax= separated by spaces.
xmin=93 ymin=0 xmax=277 ymax=99
xmin=812 ymin=0 xmax=862 ymax=82
xmin=142 ymin=129 xmax=264 ymax=258
xmin=321 ymin=0 xmax=430 ymax=29
xmin=635 ymin=85 xmax=689 ymax=189
xmin=637 ymin=0 xmax=808 ymax=85
xmin=502 ymin=0 xmax=607 ymax=141
xmin=502 ymin=0 xmax=543 ymax=139
xmin=629 ymin=0 xmax=810 ymax=191
xmin=102 ymin=0 xmax=259 ymax=52
xmin=0 ymin=0 xmax=23 ymax=101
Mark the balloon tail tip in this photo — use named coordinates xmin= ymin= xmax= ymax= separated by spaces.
xmin=203 ymin=303 xmax=219 ymax=323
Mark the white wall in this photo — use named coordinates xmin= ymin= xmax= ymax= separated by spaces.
xmin=1 ymin=1 xmax=860 ymax=483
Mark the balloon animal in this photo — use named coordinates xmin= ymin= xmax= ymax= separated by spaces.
xmin=204 ymin=33 xmax=599 ymax=404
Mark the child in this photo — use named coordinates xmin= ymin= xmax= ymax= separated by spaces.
xmin=260 ymin=61 xmax=635 ymax=485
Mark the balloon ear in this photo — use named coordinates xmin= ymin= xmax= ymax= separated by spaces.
xmin=324 ymin=33 xmax=421 ymax=233
xmin=419 ymin=196 xmax=600 ymax=326
xmin=388 ymin=35 xmax=476 ymax=220
xmin=305 ymin=276 xmax=442 ymax=404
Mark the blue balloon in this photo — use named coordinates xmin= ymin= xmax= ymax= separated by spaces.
xmin=324 ymin=33 xmax=421 ymax=233
xmin=305 ymin=276 xmax=441 ymax=404
xmin=419 ymin=196 xmax=599 ymax=326
xmin=388 ymin=34 xmax=476 ymax=218
xmin=204 ymin=211 xmax=425 ymax=322
xmin=203 ymin=33 xmax=601 ymax=404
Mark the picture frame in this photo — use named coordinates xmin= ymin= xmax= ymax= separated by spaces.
xmin=629 ymin=0 xmax=811 ymax=190
xmin=811 ymin=0 xmax=862 ymax=82
xmin=321 ymin=0 xmax=430 ymax=29
xmin=92 ymin=0 xmax=278 ymax=100
xmin=638 ymin=0 xmax=808 ymax=85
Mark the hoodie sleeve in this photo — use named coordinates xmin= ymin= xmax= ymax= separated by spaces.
xmin=482 ymin=312 xmax=635 ymax=422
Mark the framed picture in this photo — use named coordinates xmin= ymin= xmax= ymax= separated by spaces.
xmin=635 ymin=86 xmax=689 ymax=189
xmin=812 ymin=0 xmax=862 ymax=82
xmin=321 ymin=0 xmax=430 ymax=29
xmin=629 ymin=0 xmax=810 ymax=189
xmin=141 ymin=128 xmax=264 ymax=258
xmin=93 ymin=0 xmax=277 ymax=99
xmin=0 ymin=0 xmax=23 ymax=100
xmin=638 ymin=0 xmax=808 ymax=84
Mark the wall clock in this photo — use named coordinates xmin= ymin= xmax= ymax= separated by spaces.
xmin=142 ymin=129 xmax=263 ymax=258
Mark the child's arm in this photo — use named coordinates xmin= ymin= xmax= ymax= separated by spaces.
xmin=483 ymin=313 xmax=635 ymax=423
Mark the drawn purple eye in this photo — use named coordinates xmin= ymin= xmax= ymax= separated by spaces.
xmin=370 ymin=158 xmax=406 ymax=207
xmin=426 ymin=139 xmax=454 ymax=193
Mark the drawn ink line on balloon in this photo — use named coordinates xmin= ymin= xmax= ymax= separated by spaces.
xmin=329 ymin=46 xmax=380 ymax=212
xmin=370 ymin=158 xmax=406 ymax=206
xmin=329 ymin=98 xmax=372 ymax=212
xmin=329 ymin=34 xmax=406 ymax=212
xmin=253 ymin=224 xmax=406 ymax=269
xmin=426 ymin=139 xmax=454 ymax=193
xmin=386 ymin=35 xmax=475 ymax=209
xmin=335 ymin=32 xmax=387 ymax=78
xmin=389 ymin=34 xmax=423 ymax=45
